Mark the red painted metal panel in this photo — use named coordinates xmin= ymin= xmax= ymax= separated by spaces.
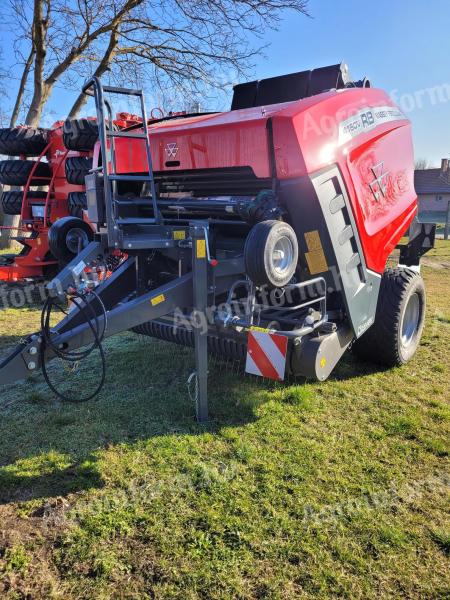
xmin=107 ymin=87 xmax=417 ymax=274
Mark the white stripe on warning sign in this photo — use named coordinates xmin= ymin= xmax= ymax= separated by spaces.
xmin=245 ymin=352 xmax=263 ymax=377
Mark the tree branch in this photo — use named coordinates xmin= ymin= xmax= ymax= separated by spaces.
xmin=68 ymin=27 xmax=120 ymax=118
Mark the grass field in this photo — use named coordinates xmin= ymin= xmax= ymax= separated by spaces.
xmin=0 ymin=243 xmax=449 ymax=599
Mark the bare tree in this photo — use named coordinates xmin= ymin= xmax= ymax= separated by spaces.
xmin=4 ymin=0 xmax=309 ymax=126
xmin=0 ymin=49 xmax=13 ymax=244
xmin=415 ymin=158 xmax=430 ymax=170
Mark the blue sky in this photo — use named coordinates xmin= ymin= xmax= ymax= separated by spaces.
xmin=253 ymin=0 xmax=450 ymax=166
xmin=1 ymin=0 xmax=449 ymax=166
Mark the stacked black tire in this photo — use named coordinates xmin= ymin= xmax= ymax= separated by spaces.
xmin=67 ymin=191 xmax=88 ymax=218
xmin=0 ymin=126 xmax=51 ymax=215
xmin=62 ymin=118 xmax=99 ymax=216
xmin=65 ymin=156 xmax=93 ymax=185
xmin=0 ymin=127 xmax=48 ymax=156
xmin=63 ymin=118 xmax=99 ymax=152
xmin=2 ymin=190 xmax=47 ymax=215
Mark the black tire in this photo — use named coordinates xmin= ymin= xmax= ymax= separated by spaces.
xmin=352 ymin=268 xmax=426 ymax=367
xmin=244 ymin=220 xmax=298 ymax=287
xmin=0 ymin=159 xmax=52 ymax=186
xmin=1 ymin=190 xmax=47 ymax=215
xmin=68 ymin=191 xmax=88 ymax=218
xmin=65 ymin=156 xmax=93 ymax=185
xmin=0 ymin=127 xmax=49 ymax=156
xmin=63 ymin=119 xmax=99 ymax=151
xmin=48 ymin=217 xmax=94 ymax=264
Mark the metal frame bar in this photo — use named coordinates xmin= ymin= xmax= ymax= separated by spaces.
xmin=191 ymin=222 xmax=209 ymax=421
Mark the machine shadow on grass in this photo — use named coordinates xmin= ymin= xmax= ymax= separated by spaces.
xmin=0 ymin=331 xmax=383 ymax=506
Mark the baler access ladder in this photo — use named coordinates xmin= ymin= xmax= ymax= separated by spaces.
xmin=83 ymin=77 xmax=165 ymax=248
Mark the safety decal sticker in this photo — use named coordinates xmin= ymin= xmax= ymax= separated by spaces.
xmin=196 ymin=239 xmax=206 ymax=259
xmin=245 ymin=330 xmax=288 ymax=381
xmin=173 ymin=230 xmax=186 ymax=240
xmin=151 ymin=294 xmax=165 ymax=306
xmin=304 ymin=229 xmax=328 ymax=275
xmin=71 ymin=260 xmax=86 ymax=277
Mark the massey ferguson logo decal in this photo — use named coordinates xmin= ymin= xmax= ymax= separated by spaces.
xmin=369 ymin=161 xmax=390 ymax=201
xmin=165 ymin=142 xmax=179 ymax=158
xmin=338 ymin=106 xmax=406 ymax=145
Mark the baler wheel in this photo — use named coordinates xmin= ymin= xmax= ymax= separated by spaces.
xmin=48 ymin=216 xmax=94 ymax=264
xmin=68 ymin=191 xmax=88 ymax=218
xmin=244 ymin=220 xmax=298 ymax=288
xmin=0 ymin=127 xmax=49 ymax=156
xmin=62 ymin=118 xmax=99 ymax=151
xmin=65 ymin=156 xmax=93 ymax=185
xmin=0 ymin=159 xmax=52 ymax=186
xmin=1 ymin=190 xmax=46 ymax=215
xmin=352 ymin=268 xmax=426 ymax=366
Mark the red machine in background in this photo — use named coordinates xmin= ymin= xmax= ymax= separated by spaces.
xmin=0 ymin=113 xmax=142 ymax=282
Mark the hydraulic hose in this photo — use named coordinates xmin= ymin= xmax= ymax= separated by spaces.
xmin=39 ymin=289 xmax=108 ymax=402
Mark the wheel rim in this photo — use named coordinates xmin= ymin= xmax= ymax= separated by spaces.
xmin=401 ymin=292 xmax=420 ymax=347
xmin=272 ymin=236 xmax=294 ymax=275
xmin=66 ymin=228 xmax=90 ymax=254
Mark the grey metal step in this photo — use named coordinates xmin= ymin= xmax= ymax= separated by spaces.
xmin=114 ymin=196 xmax=153 ymax=206
xmin=346 ymin=253 xmax=361 ymax=273
xmin=329 ymin=194 xmax=346 ymax=214
xmin=120 ymin=235 xmax=176 ymax=250
xmin=108 ymin=174 xmax=153 ymax=182
xmin=116 ymin=217 xmax=158 ymax=225
xmin=106 ymin=131 xmax=147 ymax=139
xmin=338 ymin=225 xmax=354 ymax=246
xmin=102 ymin=85 xmax=143 ymax=96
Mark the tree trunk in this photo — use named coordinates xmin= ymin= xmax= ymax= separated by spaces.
xmin=0 ymin=197 xmax=19 ymax=251
xmin=10 ymin=47 xmax=36 ymax=128
xmin=24 ymin=0 xmax=49 ymax=128
xmin=24 ymin=84 xmax=50 ymax=127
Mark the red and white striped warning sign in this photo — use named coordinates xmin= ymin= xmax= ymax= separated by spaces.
xmin=245 ymin=329 xmax=288 ymax=381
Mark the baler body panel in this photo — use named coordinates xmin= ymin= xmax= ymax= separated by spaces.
xmin=345 ymin=126 xmax=417 ymax=272
xmin=110 ymin=87 xmax=417 ymax=274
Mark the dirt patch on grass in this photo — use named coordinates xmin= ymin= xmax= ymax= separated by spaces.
xmin=0 ymin=502 xmax=72 ymax=598
xmin=422 ymin=256 xmax=450 ymax=269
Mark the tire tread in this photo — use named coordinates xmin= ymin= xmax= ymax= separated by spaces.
xmin=353 ymin=267 xmax=425 ymax=366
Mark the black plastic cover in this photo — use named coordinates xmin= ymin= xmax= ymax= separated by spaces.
xmin=231 ymin=62 xmax=362 ymax=110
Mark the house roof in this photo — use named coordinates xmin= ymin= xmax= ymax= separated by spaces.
xmin=414 ymin=169 xmax=450 ymax=194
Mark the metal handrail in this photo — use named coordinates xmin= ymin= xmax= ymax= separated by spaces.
xmin=224 ymin=276 xmax=328 ymax=339
xmin=44 ymin=148 xmax=68 ymax=226
xmin=20 ymin=140 xmax=53 ymax=223
xmin=82 ymin=77 xmax=161 ymax=248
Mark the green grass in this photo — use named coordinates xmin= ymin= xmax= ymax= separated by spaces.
xmin=0 ymin=243 xmax=449 ymax=598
